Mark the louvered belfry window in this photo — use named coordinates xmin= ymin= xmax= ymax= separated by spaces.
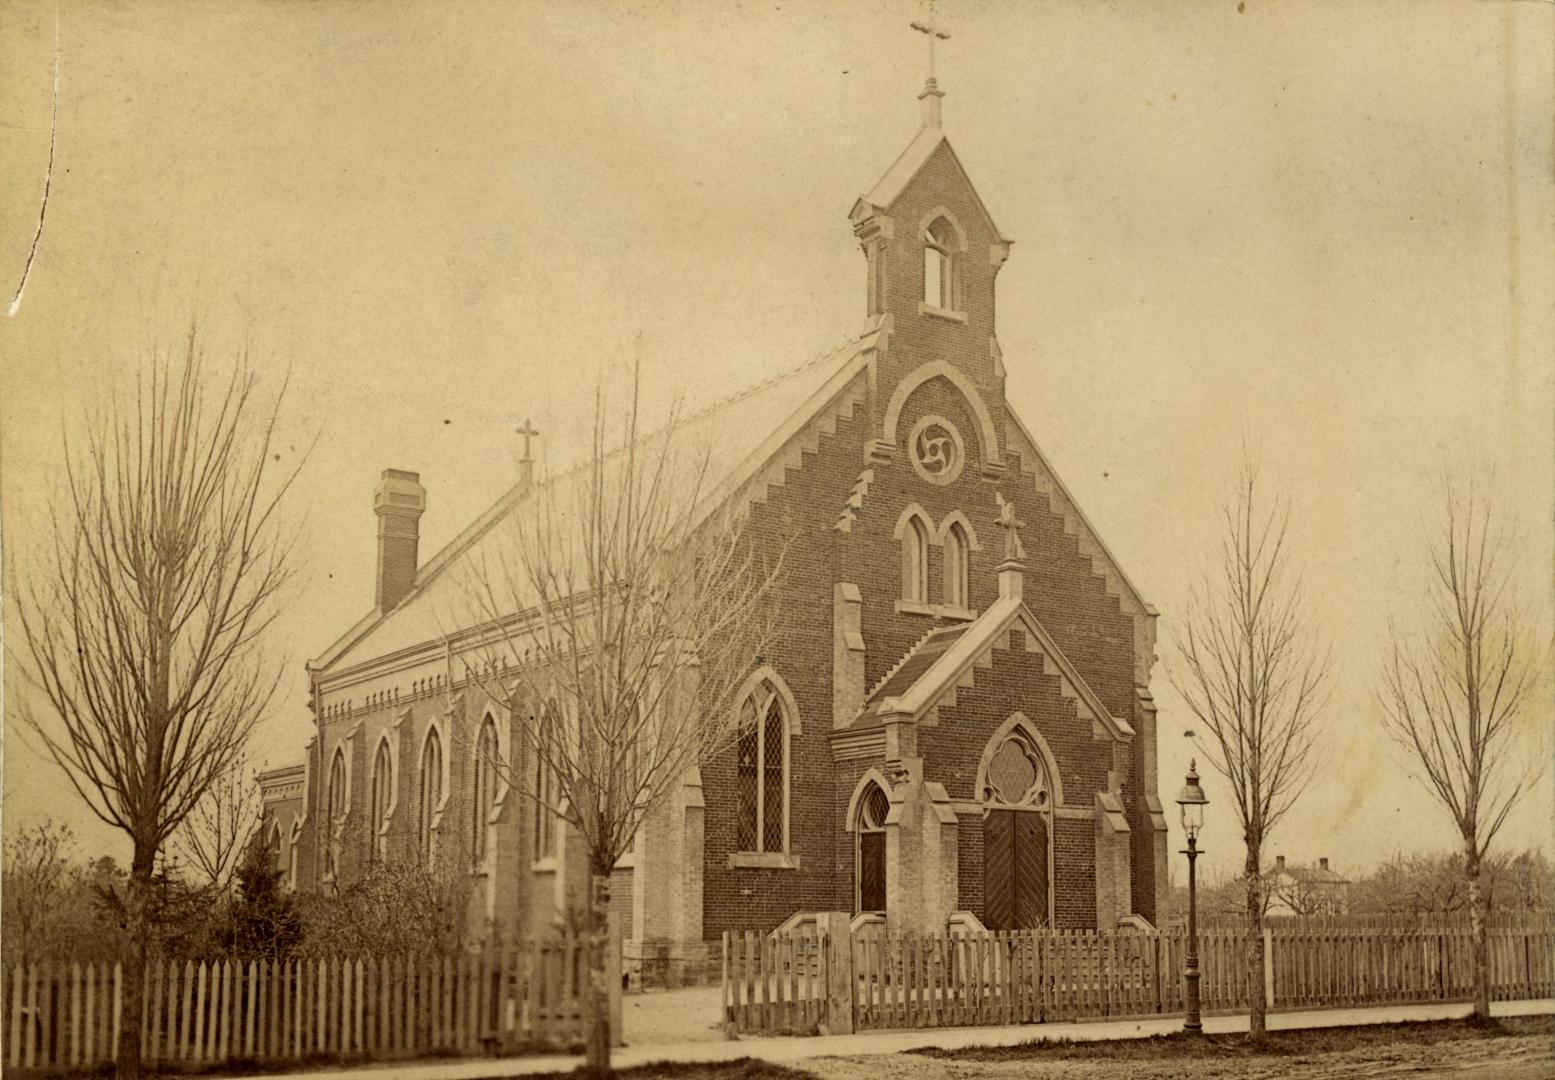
xmin=736 ymin=681 xmax=788 ymax=853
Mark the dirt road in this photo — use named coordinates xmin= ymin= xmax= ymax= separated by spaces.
xmin=801 ymin=1027 xmax=1555 ymax=1080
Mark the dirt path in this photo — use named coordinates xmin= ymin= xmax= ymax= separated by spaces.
xmin=800 ymin=1030 xmax=1555 ymax=1080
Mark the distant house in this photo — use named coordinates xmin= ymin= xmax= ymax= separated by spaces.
xmin=1264 ymin=855 xmax=1350 ymax=918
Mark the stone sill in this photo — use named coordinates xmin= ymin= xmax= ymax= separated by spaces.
xmin=532 ymin=856 xmax=559 ymax=873
xmin=895 ymin=599 xmax=978 ymax=621
xmin=728 ymin=852 xmax=801 ymax=871
xmin=918 ymin=302 xmax=968 ymax=324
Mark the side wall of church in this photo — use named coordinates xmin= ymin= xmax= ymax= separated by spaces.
xmin=298 ymin=684 xmax=582 ymax=944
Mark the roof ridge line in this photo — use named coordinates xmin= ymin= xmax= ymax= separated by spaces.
xmin=310 ymin=318 xmax=886 ymax=673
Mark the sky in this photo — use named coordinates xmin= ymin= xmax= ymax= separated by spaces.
xmin=2 ymin=0 xmax=1552 ymax=887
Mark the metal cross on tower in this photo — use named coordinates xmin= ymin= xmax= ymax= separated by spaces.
xmin=910 ymin=0 xmax=951 ymax=89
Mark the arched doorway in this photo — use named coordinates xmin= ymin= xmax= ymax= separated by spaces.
xmin=855 ymin=782 xmax=890 ymax=914
xmin=979 ymin=727 xmax=1053 ymax=930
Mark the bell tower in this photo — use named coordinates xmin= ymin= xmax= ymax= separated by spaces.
xmin=849 ymin=5 xmax=1014 ymax=478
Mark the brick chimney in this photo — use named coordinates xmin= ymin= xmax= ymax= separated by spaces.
xmin=374 ymin=469 xmax=426 ymax=612
xmin=1319 ymin=857 xmax=1329 ymax=872
xmin=1275 ymin=854 xmax=1286 ymax=870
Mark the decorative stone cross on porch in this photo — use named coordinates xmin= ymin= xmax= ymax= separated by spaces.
xmin=996 ymin=491 xmax=1026 ymax=563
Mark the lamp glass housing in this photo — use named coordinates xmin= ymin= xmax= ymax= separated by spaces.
xmin=1180 ymin=799 xmax=1204 ymax=838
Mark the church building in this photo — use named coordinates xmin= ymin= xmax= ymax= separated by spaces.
xmin=261 ymin=62 xmax=1168 ymax=983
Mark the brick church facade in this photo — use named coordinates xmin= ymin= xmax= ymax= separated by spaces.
xmin=261 ymin=75 xmax=1168 ymax=978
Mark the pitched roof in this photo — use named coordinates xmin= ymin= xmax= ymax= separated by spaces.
xmin=853 ymin=127 xmax=1010 ymax=243
xmin=312 ymin=319 xmax=887 ymax=676
xmin=1268 ymin=863 xmax=1350 ymax=885
xmin=852 ymin=594 xmax=1134 ymax=741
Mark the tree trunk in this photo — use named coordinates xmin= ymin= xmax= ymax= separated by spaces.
xmin=1466 ymin=845 xmax=1490 ymax=1020
xmin=116 ymin=841 xmax=155 ymax=1080
xmin=1245 ymin=847 xmax=1267 ymax=1037
xmin=583 ymin=867 xmax=612 ymax=1076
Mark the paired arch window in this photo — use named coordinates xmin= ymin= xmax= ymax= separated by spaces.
xmin=473 ymin=716 xmax=500 ymax=864
xmin=923 ymin=217 xmax=956 ymax=309
xmin=901 ymin=515 xmax=930 ymax=603
xmin=370 ymin=738 xmax=392 ymax=861
xmin=736 ymin=680 xmax=789 ymax=854
xmin=899 ymin=508 xmax=978 ymax=608
xmin=944 ymin=521 xmax=970 ymax=608
xmin=419 ymin=728 xmax=443 ymax=864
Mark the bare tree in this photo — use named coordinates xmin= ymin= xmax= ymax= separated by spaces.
xmin=12 ymin=326 xmax=300 ymax=1078
xmin=1378 ymin=477 xmax=1540 ymax=1019
xmin=1169 ymin=455 xmax=1329 ymax=1036
xmin=173 ymin=757 xmax=263 ymax=890
xmin=456 ymin=368 xmax=785 ymax=1072
xmin=1 ymin=820 xmax=76 ymax=967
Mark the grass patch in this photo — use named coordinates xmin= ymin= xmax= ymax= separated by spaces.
xmin=906 ymin=1014 xmax=1554 ymax=1062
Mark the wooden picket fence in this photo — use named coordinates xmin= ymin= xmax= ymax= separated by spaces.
xmin=724 ymin=921 xmax=1555 ymax=1035
xmin=2 ymin=938 xmax=588 ymax=1073
xmin=1269 ymin=924 xmax=1555 ymax=1008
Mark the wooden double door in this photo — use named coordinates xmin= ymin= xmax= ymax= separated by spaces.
xmin=982 ymin=809 xmax=1049 ymax=930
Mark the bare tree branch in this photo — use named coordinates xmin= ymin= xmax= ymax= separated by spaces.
xmin=10 ymin=322 xmax=304 ymax=1078
xmin=1376 ymin=471 xmax=1543 ymax=1018
xmin=172 ymin=756 xmax=263 ymax=890
xmin=444 ymin=359 xmax=788 ymax=1071
xmin=1167 ymin=449 xmax=1330 ymax=1035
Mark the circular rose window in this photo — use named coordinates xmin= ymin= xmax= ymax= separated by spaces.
xmin=908 ymin=415 xmax=965 ymax=485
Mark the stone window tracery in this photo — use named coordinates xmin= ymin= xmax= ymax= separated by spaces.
xmin=982 ymin=731 xmax=1050 ymax=809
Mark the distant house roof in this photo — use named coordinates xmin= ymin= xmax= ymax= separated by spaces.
xmin=1267 ymin=861 xmax=1350 ymax=886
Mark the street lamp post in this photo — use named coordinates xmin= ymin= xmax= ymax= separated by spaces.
xmin=1177 ymin=759 xmax=1209 ymax=1034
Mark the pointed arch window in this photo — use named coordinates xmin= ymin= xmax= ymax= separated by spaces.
xmin=269 ymin=822 xmax=284 ymax=879
xmin=533 ymin=701 xmax=560 ymax=860
xmin=326 ymin=748 xmax=346 ymax=878
xmin=419 ymin=727 xmax=443 ymax=865
xmin=923 ymin=217 xmax=955 ymax=309
xmin=736 ymin=680 xmax=789 ymax=854
xmin=370 ymin=737 xmax=392 ymax=862
xmin=473 ymin=716 xmax=500 ymax=864
xmin=944 ymin=521 xmax=970 ymax=609
xmin=901 ymin=515 xmax=930 ymax=603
